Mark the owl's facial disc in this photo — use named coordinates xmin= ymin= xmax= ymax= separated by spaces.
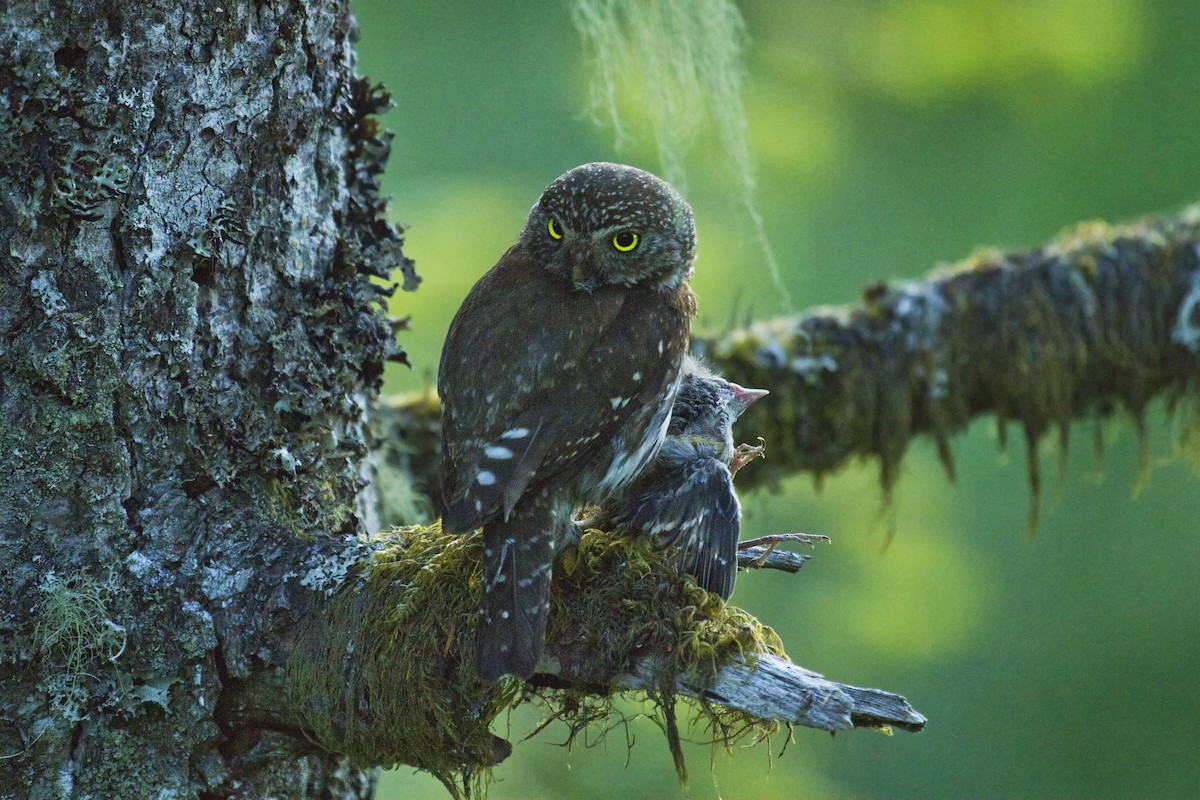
xmin=533 ymin=220 xmax=639 ymax=291
xmin=523 ymin=162 xmax=696 ymax=290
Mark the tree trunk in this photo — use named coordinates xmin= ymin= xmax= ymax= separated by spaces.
xmin=1 ymin=1 xmax=411 ymax=796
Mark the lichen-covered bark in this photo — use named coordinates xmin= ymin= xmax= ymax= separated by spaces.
xmin=702 ymin=213 xmax=1200 ymax=519
xmin=274 ymin=524 xmax=893 ymax=798
xmin=6 ymin=0 xmax=1198 ymax=795
xmin=0 ymin=1 xmax=413 ymax=797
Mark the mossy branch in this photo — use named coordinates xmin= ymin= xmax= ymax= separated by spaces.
xmin=271 ymin=525 xmax=921 ymax=796
xmin=701 ymin=207 xmax=1200 ymax=518
xmin=376 ymin=205 xmax=1200 ymax=526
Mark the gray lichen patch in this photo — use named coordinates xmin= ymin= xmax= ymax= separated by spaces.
xmin=286 ymin=524 xmax=518 ymax=797
xmin=1 ymin=1 xmax=416 ymax=796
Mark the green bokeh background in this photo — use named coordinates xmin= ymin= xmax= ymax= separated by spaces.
xmin=353 ymin=2 xmax=1200 ymax=797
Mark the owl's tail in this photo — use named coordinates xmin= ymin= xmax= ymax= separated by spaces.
xmin=475 ymin=502 xmax=557 ymax=682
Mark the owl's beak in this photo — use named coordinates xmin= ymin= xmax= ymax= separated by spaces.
xmin=570 ymin=263 xmax=587 ymax=286
xmin=564 ymin=241 xmax=599 ymax=291
xmin=729 ymin=384 xmax=769 ymax=416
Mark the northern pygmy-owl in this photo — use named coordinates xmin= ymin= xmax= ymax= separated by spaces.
xmin=584 ymin=356 xmax=768 ymax=599
xmin=439 ymin=162 xmax=697 ymax=681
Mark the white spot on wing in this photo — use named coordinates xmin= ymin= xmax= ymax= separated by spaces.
xmin=501 ymin=427 xmax=530 ymax=440
xmin=485 ymin=446 xmax=514 ymax=459
xmin=477 ymin=470 xmax=496 ymax=485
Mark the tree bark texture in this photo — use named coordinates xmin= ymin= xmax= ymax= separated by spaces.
xmin=1 ymin=1 xmax=412 ymax=797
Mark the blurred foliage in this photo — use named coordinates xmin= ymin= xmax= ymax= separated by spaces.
xmin=353 ymin=0 xmax=1200 ymax=797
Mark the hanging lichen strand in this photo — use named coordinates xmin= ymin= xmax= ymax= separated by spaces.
xmin=570 ymin=0 xmax=792 ymax=310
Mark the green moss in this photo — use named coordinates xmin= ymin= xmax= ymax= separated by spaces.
xmin=550 ymin=529 xmax=783 ymax=781
xmin=287 ymin=524 xmax=785 ymax=796
xmin=286 ymin=524 xmax=518 ymax=798
xmin=553 ymin=529 xmax=785 ymax=679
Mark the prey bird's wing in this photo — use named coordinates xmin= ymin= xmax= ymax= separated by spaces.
xmin=616 ymin=455 xmax=742 ymax=599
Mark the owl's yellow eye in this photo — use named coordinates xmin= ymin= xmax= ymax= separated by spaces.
xmin=612 ymin=231 xmax=639 ymax=252
xmin=547 ymin=218 xmax=563 ymax=240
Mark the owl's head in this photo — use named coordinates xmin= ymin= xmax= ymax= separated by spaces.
xmin=668 ymin=357 xmax=768 ymax=462
xmin=522 ymin=162 xmax=696 ymax=291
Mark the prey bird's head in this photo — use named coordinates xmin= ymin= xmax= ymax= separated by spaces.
xmin=667 ymin=356 xmax=768 ymax=463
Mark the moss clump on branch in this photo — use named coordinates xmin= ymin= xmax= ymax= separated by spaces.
xmin=286 ymin=524 xmax=785 ymax=795
xmin=548 ymin=529 xmax=785 ymax=784
xmin=285 ymin=523 xmax=515 ymax=796
xmin=550 ymin=529 xmax=785 ymax=682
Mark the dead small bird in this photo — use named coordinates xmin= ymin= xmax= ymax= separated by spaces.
xmin=582 ymin=357 xmax=768 ymax=599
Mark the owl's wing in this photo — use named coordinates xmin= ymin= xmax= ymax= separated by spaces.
xmin=617 ymin=456 xmax=741 ymax=600
xmin=439 ymin=246 xmax=685 ymax=532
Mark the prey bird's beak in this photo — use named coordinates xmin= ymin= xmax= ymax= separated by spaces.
xmin=730 ymin=384 xmax=769 ymax=415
